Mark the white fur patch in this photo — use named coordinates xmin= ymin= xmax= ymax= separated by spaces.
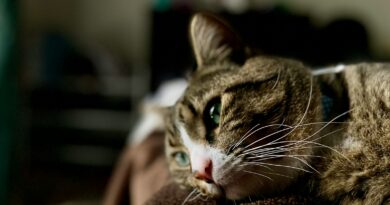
xmin=128 ymin=79 xmax=187 ymax=145
xmin=342 ymin=136 xmax=362 ymax=151
xmin=178 ymin=124 xmax=226 ymax=178
xmin=129 ymin=111 xmax=165 ymax=145
xmin=312 ymin=64 xmax=345 ymax=76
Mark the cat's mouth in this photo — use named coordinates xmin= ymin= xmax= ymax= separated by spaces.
xmin=203 ymin=182 xmax=250 ymax=200
xmin=198 ymin=181 xmax=224 ymax=198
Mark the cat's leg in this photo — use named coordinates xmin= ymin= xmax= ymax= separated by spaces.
xmin=318 ymin=131 xmax=390 ymax=205
xmin=318 ymin=64 xmax=390 ymax=204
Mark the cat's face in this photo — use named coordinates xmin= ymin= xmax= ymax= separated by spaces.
xmin=165 ymin=13 xmax=322 ymax=200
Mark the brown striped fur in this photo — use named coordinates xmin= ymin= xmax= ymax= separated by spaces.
xmin=165 ymin=13 xmax=390 ymax=204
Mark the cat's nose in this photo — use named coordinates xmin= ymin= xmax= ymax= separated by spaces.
xmin=194 ymin=159 xmax=214 ymax=183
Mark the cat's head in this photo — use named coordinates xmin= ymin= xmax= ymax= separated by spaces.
xmin=165 ymin=13 xmax=322 ymax=200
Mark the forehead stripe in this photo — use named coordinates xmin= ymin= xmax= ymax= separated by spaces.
xmin=181 ymin=99 xmax=197 ymax=116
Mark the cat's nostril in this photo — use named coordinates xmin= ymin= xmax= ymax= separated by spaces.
xmin=195 ymin=171 xmax=214 ymax=183
xmin=194 ymin=159 xmax=214 ymax=183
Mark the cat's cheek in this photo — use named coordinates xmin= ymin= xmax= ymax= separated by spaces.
xmin=221 ymin=169 xmax=270 ymax=200
xmin=224 ymin=186 xmax=247 ymax=200
xmin=222 ymin=175 xmax=256 ymax=200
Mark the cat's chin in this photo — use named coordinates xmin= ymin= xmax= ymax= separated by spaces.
xmin=195 ymin=180 xmax=224 ymax=198
xmin=198 ymin=181 xmax=252 ymax=200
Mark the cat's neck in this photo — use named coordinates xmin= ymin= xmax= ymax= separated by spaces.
xmin=314 ymin=69 xmax=350 ymax=151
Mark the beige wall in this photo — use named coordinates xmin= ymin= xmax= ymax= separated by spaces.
xmin=20 ymin=0 xmax=390 ymax=60
xmin=20 ymin=0 xmax=151 ymax=66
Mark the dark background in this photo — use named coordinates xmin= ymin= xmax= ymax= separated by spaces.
xmin=1 ymin=0 xmax=389 ymax=204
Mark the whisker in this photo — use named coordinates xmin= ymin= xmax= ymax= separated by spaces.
xmin=181 ymin=189 xmax=197 ymax=205
xmin=232 ymin=123 xmax=292 ymax=152
xmin=271 ymin=68 xmax=282 ymax=89
xmin=242 ymin=118 xmax=349 ymax=157
xmin=260 ymin=77 xmax=313 ymax=156
xmin=189 ymin=192 xmax=202 ymax=202
xmin=262 ymin=171 xmax=293 ymax=178
xmin=246 ymin=146 xmax=310 ymax=159
xmin=296 ymin=141 xmax=351 ymax=162
xmin=230 ymin=123 xmax=262 ymax=152
xmin=287 ymin=77 xmax=313 ymax=136
xmin=246 ymin=152 xmax=321 ymax=174
xmin=256 ymin=170 xmax=293 ymax=178
xmin=245 ymin=142 xmax=339 ymax=164
xmin=245 ymin=127 xmax=344 ymax=156
xmin=243 ymin=170 xmax=273 ymax=181
xmin=248 ymin=195 xmax=253 ymax=203
xmin=309 ymin=128 xmax=343 ymax=143
xmin=288 ymin=129 xmax=344 ymax=153
xmin=247 ymin=154 xmax=325 ymax=160
xmin=295 ymin=110 xmax=352 ymax=147
xmin=240 ymin=162 xmax=274 ymax=171
xmin=245 ymin=155 xmax=282 ymax=162
xmin=287 ymin=111 xmax=352 ymax=161
xmin=281 ymin=155 xmax=319 ymax=173
xmin=251 ymin=162 xmax=313 ymax=173
xmin=242 ymin=126 xmax=294 ymax=152
xmin=233 ymin=105 xmax=348 ymax=157
xmin=250 ymin=139 xmax=349 ymax=163
xmin=241 ymin=121 xmax=332 ymax=153
xmin=245 ymin=142 xmax=312 ymax=155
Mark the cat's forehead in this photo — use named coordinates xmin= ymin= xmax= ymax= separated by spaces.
xmin=183 ymin=57 xmax=283 ymax=100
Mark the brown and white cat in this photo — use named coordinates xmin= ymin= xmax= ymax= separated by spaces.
xmin=165 ymin=13 xmax=390 ymax=205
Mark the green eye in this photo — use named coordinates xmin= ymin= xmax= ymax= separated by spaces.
xmin=209 ymin=101 xmax=221 ymax=125
xmin=174 ymin=151 xmax=190 ymax=167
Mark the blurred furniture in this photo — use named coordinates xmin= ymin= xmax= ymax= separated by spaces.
xmin=0 ymin=0 xmax=17 ymax=204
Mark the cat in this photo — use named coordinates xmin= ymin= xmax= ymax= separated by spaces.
xmin=164 ymin=13 xmax=390 ymax=205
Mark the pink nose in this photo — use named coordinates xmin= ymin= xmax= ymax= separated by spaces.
xmin=194 ymin=159 xmax=213 ymax=183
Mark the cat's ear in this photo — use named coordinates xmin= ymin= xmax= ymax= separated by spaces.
xmin=190 ymin=13 xmax=246 ymax=67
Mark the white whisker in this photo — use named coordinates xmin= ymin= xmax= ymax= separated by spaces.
xmin=263 ymin=171 xmax=292 ymax=178
xmin=243 ymin=170 xmax=273 ymax=181
xmin=242 ymin=118 xmax=349 ymax=157
xmin=189 ymin=192 xmax=201 ymax=202
xmin=230 ymin=123 xmax=262 ymax=151
xmin=271 ymin=68 xmax=281 ymax=89
xmin=245 ymin=127 xmax=344 ymax=156
xmin=242 ymin=121 xmax=328 ymax=154
xmin=240 ymin=162 xmax=274 ymax=171
xmin=233 ymin=123 xmax=292 ymax=152
xmin=242 ymin=126 xmax=294 ymax=153
xmin=248 ymin=154 xmax=324 ymax=160
xmin=181 ymin=189 xmax=197 ymax=205
xmin=252 ymin=162 xmax=313 ymax=173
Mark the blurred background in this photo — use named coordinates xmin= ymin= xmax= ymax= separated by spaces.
xmin=1 ymin=0 xmax=390 ymax=204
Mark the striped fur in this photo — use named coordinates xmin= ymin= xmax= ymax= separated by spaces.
xmin=165 ymin=13 xmax=390 ymax=204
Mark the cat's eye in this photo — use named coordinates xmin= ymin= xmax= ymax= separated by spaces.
xmin=209 ymin=101 xmax=221 ymax=126
xmin=174 ymin=151 xmax=190 ymax=167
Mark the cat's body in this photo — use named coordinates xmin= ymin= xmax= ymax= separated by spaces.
xmin=165 ymin=13 xmax=390 ymax=205
xmin=317 ymin=63 xmax=390 ymax=204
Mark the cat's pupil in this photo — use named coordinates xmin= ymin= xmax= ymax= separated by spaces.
xmin=174 ymin=151 xmax=190 ymax=167
xmin=209 ymin=102 xmax=221 ymax=125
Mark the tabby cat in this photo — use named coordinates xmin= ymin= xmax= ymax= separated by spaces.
xmin=165 ymin=13 xmax=390 ymax=205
